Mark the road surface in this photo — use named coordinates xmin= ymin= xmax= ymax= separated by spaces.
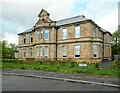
xmin=2 ymin=75 xmax=119 ymax=91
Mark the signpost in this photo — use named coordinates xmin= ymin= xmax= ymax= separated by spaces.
xmin=79 ymin=63 xmax=87 ymax=72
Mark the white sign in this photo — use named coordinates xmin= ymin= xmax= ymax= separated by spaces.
xmin=79 ymin=64 xmax=87 ymax=67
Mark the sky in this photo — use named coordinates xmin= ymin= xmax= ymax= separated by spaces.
xmin=0 ymin=0 xmax=119 ymax=44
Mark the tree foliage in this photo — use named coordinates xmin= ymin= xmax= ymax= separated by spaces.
xmin=0 ymin=40 xmax=16 ymax=59
xmin=111 ymin=25 xmax=120 ymax=59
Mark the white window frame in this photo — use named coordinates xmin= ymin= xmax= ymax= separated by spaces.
xmin=44 ymin=30 xmax=49 ymax=40
xmin=29 ymin=48 xmax=33 ymax=58
xmin=62 ymin=28 xmax=67 ymax=39
xmin=62 ymin=46 xmax=67 ymax=58
xmin=40 ymin=46 xmax=42 ymax=58
xmin=22 ymin=49 xmax=26 ymax=58
xmin=15 ymin=52 xmax=18 ymax=58
xmin=75 ymin=25 xmax=80 ymax=38
xmin=74 ymin=45 xmax=80 ymax=58
xmin=44 ymin=46 xmax=49 ymax=58
xmin=30 ymin=34 xmax=33 ymax=43
xmin=36 ymin=47 xmax=39 ymax=57
xmin=93 ymin=44 xmax=98 ymax=58
xmin=22 ymin=35 xmax=26 ymax=44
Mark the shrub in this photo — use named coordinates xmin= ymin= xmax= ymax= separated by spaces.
xmin=111 ymin=60 xmax=120 ymax=69
xmin=71 ymin=61 xmax=76 ymax=67
xmin=2 ymin=59 xmax=26 ymax=63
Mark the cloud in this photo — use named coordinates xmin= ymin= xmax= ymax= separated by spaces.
xmin=2 ymin=32 xmax=18 ymax=44
xmin=1 ymin=0 xmax=77 ymax=44
xmin=2 ymin=0 xmax=76 ymax=28
xmin=1 ymin=0 xmax=119 ymax=44
xmin=96 ymin=9 xmax=118 ymax=33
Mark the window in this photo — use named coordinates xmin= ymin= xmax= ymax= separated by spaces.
xmin=107 ymin=34 xmax=110 ymax=43
xmin=74 ymin=45 xmax=80 ymax=58
xmin=29 ymin=48 xmax=33 ymax=58
xmin=40 ymin=46 xmax=42 ymax=58
xmin=44 ymin=30 xmax=49 ymax=40
xmin=62 ymin=46 xmax=67 ymax=57
xmin=44 ymin=46 xmax=48 ymax=58
xmin=23 ymin=35 xmax=26 ymax=44
xmin=75 ymin=25 xmax=80 ymax=38
xmin=93 ymin=44 xmax=97 ymax=58
xmin=36 ymin=31 xmax=39 ymax=41
xmin=93 ymin=27 xmax=97 ymax=37
xmin=22 ymin=49 xmax=26 ymax=58
xmin=30 ymin=34 xmax=33 ymax=43
xmin=62 ymin=28 xmax=67 ymax=39
xmin=40 ymin=31 xmax=42 ymax=40
xmin=36 ymin=47 xmax=39 ymax=57
xmin=15 ymin=52 xmax=18 ymax=58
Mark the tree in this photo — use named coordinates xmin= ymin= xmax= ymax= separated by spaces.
xmin=1 ymin=40 xmax=16 ymax=59
xmin=111 ymin=25 xmax=120 ymax=59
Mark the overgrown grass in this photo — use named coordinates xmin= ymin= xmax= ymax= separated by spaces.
xmin=2 ymin=60 xmax=119 ymax=77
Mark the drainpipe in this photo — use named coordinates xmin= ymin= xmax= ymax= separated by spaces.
xmin=102 ymin=32 xmax=105 ymax=62
xmin=55 ymin=26 xmax=59 ymax=61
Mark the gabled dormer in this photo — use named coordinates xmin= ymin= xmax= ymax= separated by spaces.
xmin=38 ymin=8 xmax=50 ymax=17
xmin=35 ymin=9 xmax=55 ymax=28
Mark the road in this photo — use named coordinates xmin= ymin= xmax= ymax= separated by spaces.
xmin=2 ymin=75 xmax=118 ymax=91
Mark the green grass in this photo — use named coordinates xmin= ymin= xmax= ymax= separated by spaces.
xmin=2 ymin=61 xmax=119 ymax=77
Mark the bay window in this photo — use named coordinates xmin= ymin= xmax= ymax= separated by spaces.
xmin=44 ymin=46 xmax=48 ymax=58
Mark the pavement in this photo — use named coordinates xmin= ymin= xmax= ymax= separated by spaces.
xmin=2 ymin=69 xmax=120 ymax=88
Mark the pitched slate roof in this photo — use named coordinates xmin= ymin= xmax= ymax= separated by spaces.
xmin=56 ymin=15 xmax=90 ymax=26
xmin=100 ymin=28 xmax=112 ymax=36
xmin=17 ymin=27 xmax=34 ymax=35
xmin=18 ymin=14 xmax=111 ymax=35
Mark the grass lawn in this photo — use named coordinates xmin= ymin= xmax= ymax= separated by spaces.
xmin=2 ymin=61 xmax=119 ymax=77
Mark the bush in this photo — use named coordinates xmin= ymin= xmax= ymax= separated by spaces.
xmin=71 ymin=61 xmax=77 ymax=67
xmin=95 ymin=62 xmax=100 ymax=69
xmin=2 ymin=59 xmax=26 ymax=63
xmin=111 ymin=60 xmax=120 ymax=69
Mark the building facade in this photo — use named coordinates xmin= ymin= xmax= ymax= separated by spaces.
xmin=17 ymin=9 xmax=112 ymax=63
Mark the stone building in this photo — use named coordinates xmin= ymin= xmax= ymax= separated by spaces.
xmin=17 ymin=9 xmax=112 ymax=63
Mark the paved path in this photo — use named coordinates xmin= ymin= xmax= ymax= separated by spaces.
xmin=2 ymin=70 xmax=119 ymax=86
xmin=100 ymin=60 xmax=112 ymax=69
xmin=2 ymin=75 xmax=119 ymax=91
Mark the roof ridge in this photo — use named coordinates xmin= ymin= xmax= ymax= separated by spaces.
xmin=57 ymin=15 xmax=81 ymax=22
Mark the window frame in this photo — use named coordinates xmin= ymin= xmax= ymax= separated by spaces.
xmin=40 ymin=31 xmax=42 ymax=40
xmin=74 ymin=45 xmax=80 ymax=58
xmin=29 ymin=48 xmax=33 ymax=58
xmin=62 ymin=28 xmax=67 ymax=40
xmin=22 ymin=49 xmax=26 ymax=58
xmin=36 ymin=31 xmax=40 ymax=41
xmin=93 ymin=27 xmax=97 ymax=37
xmin=75 ymin=25 xmax=80 ymax=38
xmin=36 ymin=47 xmax=39 ymax=57
xmin=40 ymin=46 xmax=42 ymax=58
xmin=44 ymin=29 xmax=49 ymax=40
xmin=23 ymin=35 xmax=26 ymax=44
xmin=62 ymin=46 xmax=67 ymax=58
xmin=30 ymin=34 xmax=33 ymax=43
xmin=44 ymin=46 xmax=49 ymax=58
xmin=93 ymin=44 xmax=98 ymax=58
